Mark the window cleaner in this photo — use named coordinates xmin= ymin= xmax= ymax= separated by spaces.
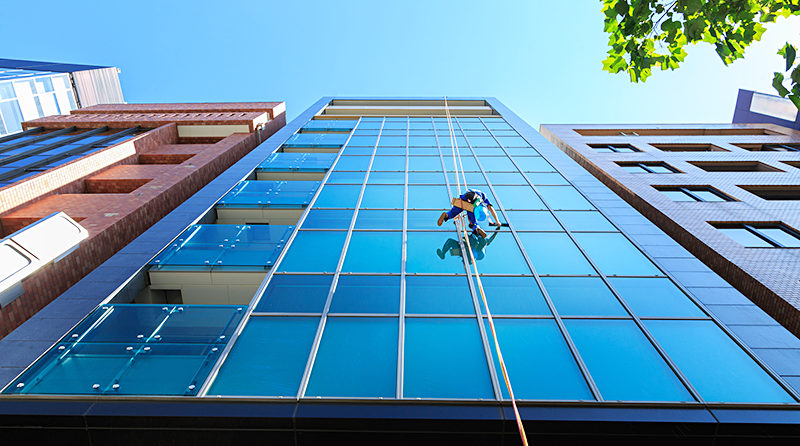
xmin=437 ymin=188 xmax=500 ymax=238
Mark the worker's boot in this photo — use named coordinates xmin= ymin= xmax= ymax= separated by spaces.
xmin=475 ymin=227 xmax=487 ymax=239
xmin=438 ymin=212 xmax=447 ymax=226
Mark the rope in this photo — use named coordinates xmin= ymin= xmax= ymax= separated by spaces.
xmin=443 ymin=98 xmax=529 ymax=446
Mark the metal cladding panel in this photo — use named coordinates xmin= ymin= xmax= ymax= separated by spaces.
xmin=0 ymin=59 xmax=109 ymax=72
xmin=72 ymin=67 xmax=125 ymax=107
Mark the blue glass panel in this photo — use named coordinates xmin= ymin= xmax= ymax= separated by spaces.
xmin=218 ymin=181 xmax=319 ymax=208
xmin=437 ymin=136 xmax=469 ymax=148
xmin=303 ymin=119 xmax=357 ymax=132
xmin=255 ymin=275 xmax=333 ymax=313
xmin=483 ymin=319 xmax=593 ymax=400
xmin=342 ymin=232 xmax=402 ymax=273
xmin=357 ymin=120 xmax=383 ymax=130
xmin=408 ymin=147 xmax=438 ymax=155
xmin=314 ymin=184 xmax=362 ymax=208
xmin=525 ymin=172 xmax=569 ymax=185
xmin=540 ymin=277 xmax=627 ymax=316
xmin=537 ymin=186 xmax=595 ymax=210
xmin=645 ymin=320 xmax=794 ymax=403
xmin=278 ymin=231 xmax=346 ymax=273
xmin=409 ymin=136 xmax=438 ymax=146
xmin=451 ymin=156 xmax=481 ymax=171
xmin=408 ymin=172 xmax=445 ymax=184
xmin=346 ymin=135 xmax=378 ymax=147
xmin=341 ymin=146 xmax=374 ymax=155
xmin=354 ymin=210 xmax=403 ymax=229
xmin=609 ymin=278 xmax=706 ymax=317
xmin=407 ymin=210 xmax=449 ymax=229
xmin=367 ymin=172 xmax=404 ymax=184
xmin=381 ymin=129 xmax=406 ymax=136
xmin=208 ymin=317 xmax=319 ymax=396
xmin=461 ymin=231 xmax=531 ymax=274
xmin=492 ymin=186 xmax=545 ymax=210
xmin=404 ymin=318 xmax=494 ymax=399
xmin=496 ymin=136 xmax=531 ymax=147
xmin=469 ymin=136 xmax=500 ymax=147
xmin=445 ymin=171 xmax=486 ymax=185
xmin=361 ymin=185 xmax=404 ymax=208
xmin=408 ymin=156 xmax=442 ymax=171
xmin=375 ymin=147 xmax=406 ymax=155
xmin=257 ymin=153 xmax=336 ymax=172
xmin=371 ymin=156 xmax=405 ymax=171
xmin=406 ymin=232 xmax=468 ymax=274
xmin=306 ymin=317 xmax=398 ymax=397
xmin=477 ymin=276 xmax=550 ymax=315
xmin=302 ymin=209 xmax=354 ymax=229
xmin=514 ymin=157 xmax=555 ymax=172
xmin=478 ymin=156 xmax=516 ymax=172
xmin=377 ymin=135 xmax=406 ymax=147
xmin=485 ymin=172 xmax=527 ymax=184
xmin=111 ymin=343 xmax=219 ymax=395
xmin=482 ymin=118 xmax=511 ymax=130
xmin=517 ymin=233 xmax=596 ymax=275
xmin=284 ymin=133 xmax=349 ymax=148
xmin=555 ymin=211 xmax=616 ymax=231
xmin=405 ymin=275 xmax=475 ymax=315
xmin=566 ymin=320 xmax=694 ymax=402
xmin=572 ymin=233 xmax=661 ymax=276
xmin=67 ymin=305 xmax=168 ymax=344
xmin=505 ymin=211 xmax=562 ymax=231
xmin=505 ymin=146 xmax=540 ymax=156
xmin=329 ymin=276 xmax=400 ymax=313
xmin=334 ymin=156 xmax=371 ymax=171
xmin=326 ymin=171 xmax=365 ymax=184
xmin=408 ymin=185 xmax=449 ymax=209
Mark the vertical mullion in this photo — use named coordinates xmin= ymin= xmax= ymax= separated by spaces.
xmin=397 ymin=116 xmax=409 ymax=399
xmin=295 ymin=117 xmax=384 ymax=399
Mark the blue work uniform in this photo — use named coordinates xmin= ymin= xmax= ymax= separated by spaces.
xmin=445 ymin=189 xmax=492 ymax=235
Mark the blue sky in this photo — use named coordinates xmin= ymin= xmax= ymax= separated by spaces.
xmin=5 ymin=0 xmax=799 ymax=127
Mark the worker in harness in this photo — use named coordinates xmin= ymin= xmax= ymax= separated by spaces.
xmin=437 ymin=188 xmax=500 ymax=238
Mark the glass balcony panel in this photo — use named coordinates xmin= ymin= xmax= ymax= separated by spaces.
xmin=302 ymin=209 xmax=354 ymax=229
xmin=257 ymin=153 xmax=337 ymax=172
xmin=218 ymin=181 xmax=319 ymax=208
xmin=484 ymin=319 xmax=593 ymax=400
xmin=305 ymin=317 xmax=398 ymax=398
xmin=302 ymin=119 xmax=357 ymax=132
xmin=518 ymin=233 xmax=596 ymax=275
xmin=278 ymin=231 xmax=347 ymax=273
xmin=207 ymin=317 xmax=319 ymax=396
xmin=609 ymin=278 xmax=706 ymax=318
xmin=504 ymin=211 xmax=562 ymax=231
xmin=329 ymin=275 xmax=400 ymax=313
xmin=540 ymin=277 xmax=627 ymax=316
xmin=572 ymin=233 xmax=662 ymax=276
xmin=283 ymin=133 xmax=349 ymax=148
xmin=646 ymin=320 xmax=795 ymax=403
xmin=403 ymin=318 xmax=495 ymax=399
xmin=313 ymin=184 xmax=362 ymax=208
xmin=477 ymin=276 xmax=551 ymax=316
xmin=342 ymin=232 xmax=402 ymax=273
xmin=566 ymin=320 xmax=694 ymax=402
xmin=354 ymin=210 xmax=403 ymax=229
xmin=405 ymin=275 xmax=475 ymax=315
xmin=111 ymin=343 xmax=220 ymax=395
xmin=255 ymin=275 xmax=333 ymax=313
xmin=555 ymin=211 xmax=616 ymax=231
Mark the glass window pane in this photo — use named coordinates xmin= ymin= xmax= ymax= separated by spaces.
xmin=572 ymin=233 xmax=662 ymax=276
xmin=408 ymin=156 xmax=442 ymax=171
xmin=452 ymin=156 xmax=481 ymax=171
xmin=279 ymin=231 xmax=346 ymax=273
xmin=485 ymin=172 xmax=527 ymax=184
xmin=361 ymin=185 xmax=404 ymax=209
xmin=302 ymin=209 xmax=353 ymax=229
xmin=306 ymin=317 xmax=397 ymax=398
xmin=718 ymin=227 xmax=773 ymax=247
xmin=342 ymin=232 xmax=402 ymax=273
xmin=376 ymin=147 xmax=406 ymax=155
xmin=354 ymin=210 xmax=403 ymax=229
xmin=555 ymin=211 xmax=616 ymax=231
xmin=540 ymin=277 xmax=627 ymax=316
xmin=371 ymin=156 xmax=405 ymax=171
xmin=326 ymin=171 xmax=365 ymax=184
xmin=758 ymin=227 xmax=800 ymax=247
xmin=622 ymin=165 xmax=648 ymax=173
xmin=691 ymin=190 xmax=728 ymax=202
xmin=525 ymin=172 xmax=569 ymax=185
xmin=408 ymin=147 xmax=438 ymax=155
xmin=406 ymin=232 xmax=468 ymax=274
xmin=660 ymin=190 xmax=696 ymax=201
xmin=458 ymin=231 xmax=531 ymax=274
xmin=469 ymin=136 xmax=500 ymax=147
xmin=408 ymin=172 xmax=445 ymax=184
xmin=208 ymin=317 xmax=318 ymax=396
xmin=314 ymin=184 xmax=362 ymax=208
xmin=407 ymin=210 xmax=449 ymax=230
xmin=478 ymin=156 xmax=516 ymax=171
xmin=609 ymin=277 xmax=706 ymax=317
xmin=484 ymin=319 xmax=593 ymax=400
xmin=566 ymin=320 xmax=694 ymax=402
xmin=537 ymin=186 xmax=595 ymax=210
xmin=329 ymin=276 xmax=400 ymax=313
xmin=255 ymin=275 xmax=333 ymax=313
xmin=518 ymin=233 xmax=595 ymax=275
xmin=492 ymin=186 xmax=545 ymax=210
xmin=334 ymin=156 xmax=371 ymax=171
xmin=514 ymin=156 xmax=555 ymax=172
xmin=408 ymin=185 xmax=449 ymax=209
xmin=477 ymin=276 xmax=550 ymax=315
xmin=404 ymin=318 xmax=494 ymax=399
xmin=505 ymin=211 xmax=562 ymax=231
xmin=405 ymin=275 xmax=475 ymax=315
xmin=645 ymin=320 xmax=795 ymax=403
xmin=409 ymin=136 xmax=438 ymax=146
xmin=367 ymin=171 xmax=404 ymax=184
xmin=377 ymin=135 xmax=406 ymax=147
xmin=347 ymin=135 xmax=378 ymax=147
xmin=648 ymin=165 xmax=674 ymax=173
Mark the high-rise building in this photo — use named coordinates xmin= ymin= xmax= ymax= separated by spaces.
xmin=0 ymin=98 xmax=799 ymax=443
xmin=0 ymin=59 xmax=125 ymax=136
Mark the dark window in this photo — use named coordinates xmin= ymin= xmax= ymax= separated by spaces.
xmin=588 ymin=144 xmax=640 ymax=153
xmin=736 ymin=143 xmax=800 ymax=152
xmin=714 ymin=224 xmax=800 ymax=248
xmin=651 ymin=144 xmax=728 ymax=152
xmin=689 ymin=161 xmax=783 ymax=172
xmin=656 ymin=187 xmax=734 ymax=202
xmin=738 ymin=185 xmax=800 ymax=200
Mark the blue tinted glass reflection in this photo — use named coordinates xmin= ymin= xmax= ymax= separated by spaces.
xmin=329 ymin=276 xmax=400 ymax=313
xmin=405 ymin=276 xmax=474 ymax=315
xmin=255 ymin=275 xmax=333 ymax=313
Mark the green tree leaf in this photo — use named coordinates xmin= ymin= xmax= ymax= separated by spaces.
xmin=773 ymin=72 xmax=791 ymax=97
xmin=786 ymin=44 xmax=796 ymax=71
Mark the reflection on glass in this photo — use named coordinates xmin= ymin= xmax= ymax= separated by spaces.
xmin=406 ymin=275 xmax=475 ymax=315
xmin=609 ymin=278 xmax=705 ymax=317
xmin=518 ymin=233 xmax=595 ymax=275
xmin=303 ymin=209 xmax=354 ymax=229
xmin=540 ymin=277 xmax=627 ymax=316
xmin=354 ymin=210 xmax=403 ymax=229
xmin=572 ymin=233 xmax=661 ymax=276
xmin=478 ymin=276 xmax=550 ymax=315
xmin=329 ymin=276 xmax=400 ymax=313
xmin=505 ymin=211 xmax=561 ymax=231
xmin=555 ymin=211 xmax=616 ymax=231
xmin=255 ymin=275 xmax=333 ymax=313
xmin=314 ymin=184 xmax=362 ymax=208
xmin=342 ymin=232 xmax=402 ymax=273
